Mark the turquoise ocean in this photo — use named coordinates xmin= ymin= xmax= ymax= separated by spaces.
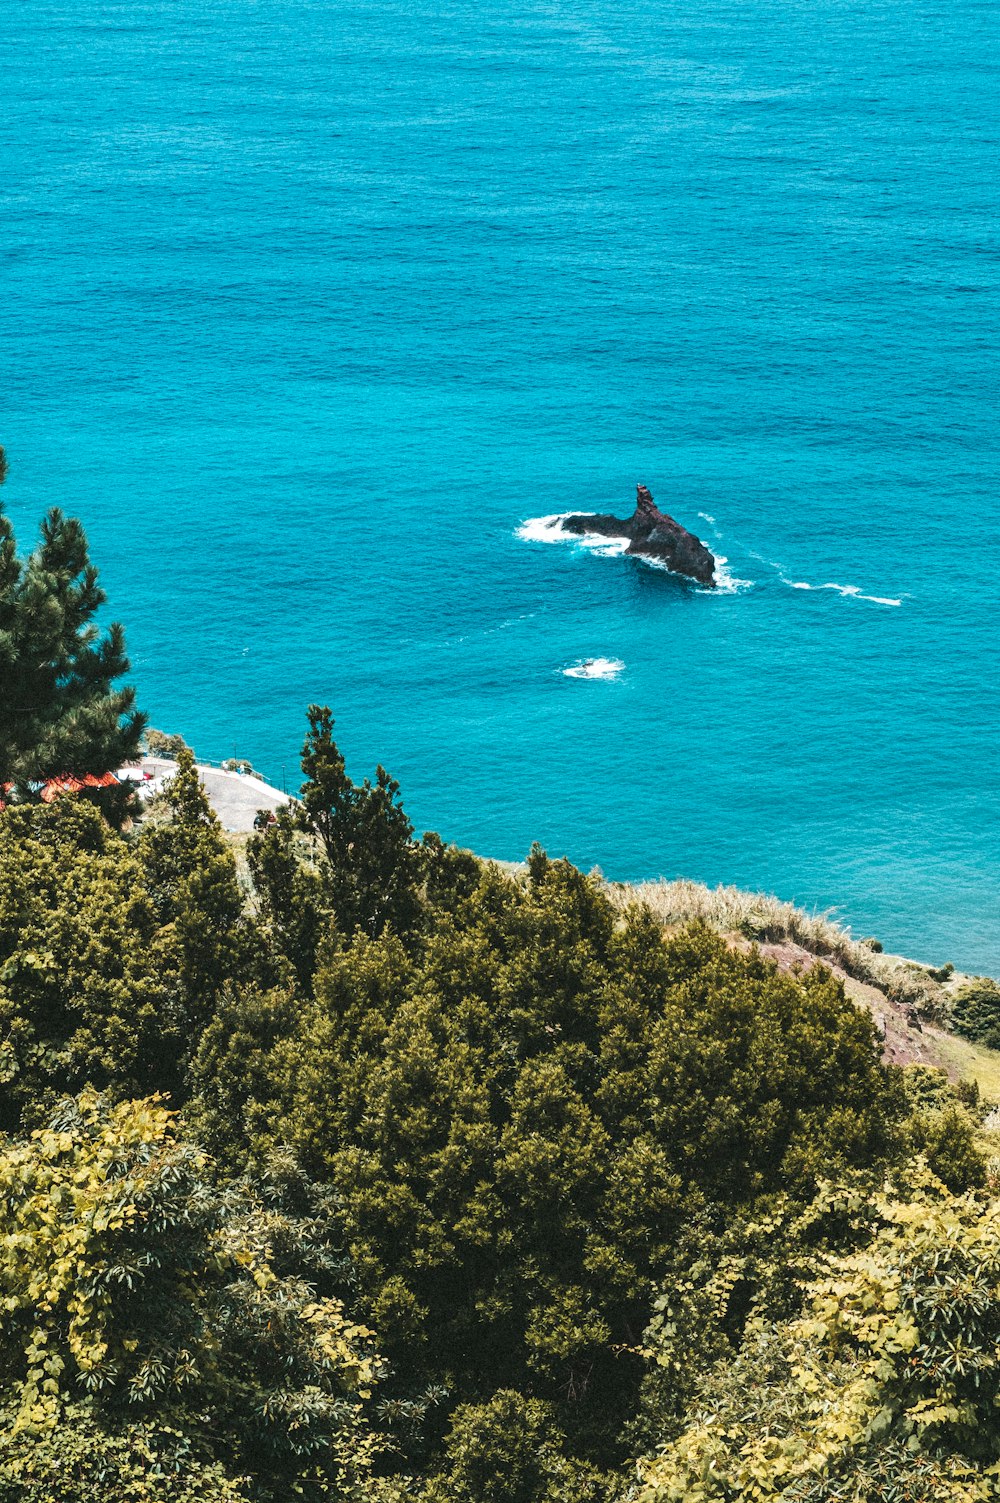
xmin=3 ymin=0 xmax=998 ymax=969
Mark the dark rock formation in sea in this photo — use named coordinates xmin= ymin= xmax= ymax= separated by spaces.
xmin=560 ymin=485 xmax=716 ymax=586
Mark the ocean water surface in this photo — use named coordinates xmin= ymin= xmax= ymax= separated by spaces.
xmin=3 ymin=0 xmax=999 ymax=968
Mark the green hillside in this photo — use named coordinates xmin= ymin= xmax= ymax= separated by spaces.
xmin=4 ymin=469 xmax=1000 ymax=1501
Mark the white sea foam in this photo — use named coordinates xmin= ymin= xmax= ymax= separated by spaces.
xmin=563 ymin=657 xmax=625 ymax=680
xmin=694 ymin=511 xmax=754 ymax=589
xmin=784 ymin=578 xmax=901 ymax=607
xmin=516 ymin=513 xmax=572 ymax=542
xmin=517 ymin=512 xmax=630 ymax=555
xmin=712 ymin=556 xmax=754 ymax=593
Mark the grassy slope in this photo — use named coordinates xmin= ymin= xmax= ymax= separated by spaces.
xmin=605 ymin=876 xmax=1000 ymax=1101
xmin=928 ymin=1030 xmax=1000 ymax=1104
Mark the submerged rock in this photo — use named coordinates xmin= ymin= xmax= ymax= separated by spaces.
xmin=561 ymin=485 xmax=716 ymax=586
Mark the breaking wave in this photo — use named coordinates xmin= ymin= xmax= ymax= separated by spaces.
xmin=562 ymin=657 xmax=626 ymax=680
xmin=516 ymin=512 xmax=573 ymax=543
xmin=712 ymin=557 xmax=754 ymax=594
xmin=517 ymin=513 xmax=629 ymax=557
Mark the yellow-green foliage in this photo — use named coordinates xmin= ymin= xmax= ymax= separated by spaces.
xmin=0 ymin=1401 xmax=251 ymax=1503
xmin=0 ymin=1091 xmax=383 ymax=1501
xmin=637 ymin=1175 xmax=1000 ymax=1502
xmin=0 ymin=1091 xmax=177 ymax=1430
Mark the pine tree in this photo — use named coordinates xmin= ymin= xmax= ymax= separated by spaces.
xmin=0 ymin=446 xmax=145 ymax=796
xmin=297 ymin=704 xmax=424 ymax=937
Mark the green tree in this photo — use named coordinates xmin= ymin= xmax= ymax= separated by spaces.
xmin=0 ymin=1091 xmax=383 ymax=1502
xmin=247 ymin=806 xmax=329 ymax=992
xmin=0 ymin=448 xmax=144 ymax=806
xmin=137 ymin=749 xmax=247 ymax=1029
xmin=192 ymin=857 xmax=902 ymax=1479
xmin=297 ymin=705 xmax=424 ymax=939
xmin=636 ymin=1172 xmax=1000 ymax=1502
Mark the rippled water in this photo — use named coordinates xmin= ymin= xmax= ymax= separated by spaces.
xmin=3 ymin=0 xmax=998 ymax=968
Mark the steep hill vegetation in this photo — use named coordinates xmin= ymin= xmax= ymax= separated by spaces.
xmin=2 ymin=482 xmax=1000 ymax=1501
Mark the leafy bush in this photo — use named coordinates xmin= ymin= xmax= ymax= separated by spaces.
xmin=143 ymin=728 xmax=193 ymax=760
xmin=952 ymin=978 xmax=1000 ymax=1050
xmin=899 ymin=1067 xmax=986 ymax=1191
xmin=193 ymin=850 xmax=901 ymax=1478
xmin=637 ymin=1173 xmax=1000 ymax=1502
xmin=0 ymin=1401 xmax=250 ymax=1503
xmin=0 ymin=1091 xmax=382 ymax=1502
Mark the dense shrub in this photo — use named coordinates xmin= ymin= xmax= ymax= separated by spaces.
xmin=419 ymin=1391 xmax=610 ymax=1503
xmin=0 ymin=1092 xmax=382 ymax=1502
xmin=192 ymin=849 xmax=901 ymax=1480
xmin=0 ymin=801 xmax=183 ymax=1123
xmin=899 ymin=1066 xmax=986 ymax=1191
xmin=636 ymin=1173 xmax=1000 ymax=1502
xmin=0 ymin=759 xmax=247 ymax=1126
xmin=952 ymin=977 xmax=1000 ymax=1050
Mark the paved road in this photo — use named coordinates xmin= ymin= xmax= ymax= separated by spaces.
xmin=137 ymin=758 xmax=290 ymax=833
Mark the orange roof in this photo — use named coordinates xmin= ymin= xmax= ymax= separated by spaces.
xmin=39 ymin=772 xmax=120 ymax=802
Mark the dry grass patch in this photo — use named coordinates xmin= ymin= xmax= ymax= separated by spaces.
xmin=606 ymin=878 xmax=949 ymax=1020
